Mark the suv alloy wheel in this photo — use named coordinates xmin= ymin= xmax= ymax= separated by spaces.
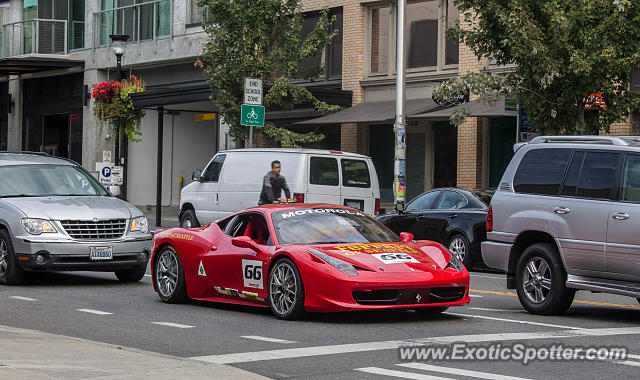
xmin=515 ymin=243 xmax=575 ymax=315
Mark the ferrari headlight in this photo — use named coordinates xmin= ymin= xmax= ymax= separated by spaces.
xmin=130 ymin=216 xmax=149 ymax=233
xmin=22 ymin=219 xmax=57 ymax=235
xmin=445 ymin=249 xmax=465 ymax=272
xmin=308 ymin=249 xmax=358 ymax=276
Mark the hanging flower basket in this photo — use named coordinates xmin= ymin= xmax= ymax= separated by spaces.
xmin=92 ymin=76 xmax=146 ymax=142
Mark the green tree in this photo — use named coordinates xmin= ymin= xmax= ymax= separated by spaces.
xmin=198 ymin=0 xmax=339 ymax=147
xmin=433 ymin=0 xmax=640 ymax=135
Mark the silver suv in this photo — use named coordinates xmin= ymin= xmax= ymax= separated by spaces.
xmin=482 ymin=136 xmax=640 ymax=315
xmin=0 ymin=152 xmax=151 ymax=285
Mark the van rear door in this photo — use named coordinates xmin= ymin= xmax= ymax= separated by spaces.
xmin=340 ymin=158 xmax=374 ymax=214
xmin=306 ymin=155 xmax=341 ymax=205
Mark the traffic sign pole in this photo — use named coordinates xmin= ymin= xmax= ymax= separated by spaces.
xmin=243 ymin=78 xmax=263 ymax=148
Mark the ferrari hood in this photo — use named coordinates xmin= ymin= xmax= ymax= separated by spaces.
xmin=312 ymin=241 xmax=451 ymax=273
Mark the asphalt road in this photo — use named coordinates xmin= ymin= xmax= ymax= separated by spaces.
xmin=1 ymin=267 xmax=640 ymax=379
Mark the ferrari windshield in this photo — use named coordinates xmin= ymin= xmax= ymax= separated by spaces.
xmin=0 ymin=165 xmax=108 ymax=197
xmin=272 ymin=208 xmax=400 ymax=245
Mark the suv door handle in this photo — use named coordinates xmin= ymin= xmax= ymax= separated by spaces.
xmin=553 ymin=207 xmax=570 ymax=215
xmin=612 ymin=212 xmax=630 ymax=220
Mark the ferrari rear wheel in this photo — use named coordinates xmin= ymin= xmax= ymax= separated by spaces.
xmin=154 ymin=246 xmax=187 ymax=303
xmin=268 ymin=258 xmax=306 ymax=320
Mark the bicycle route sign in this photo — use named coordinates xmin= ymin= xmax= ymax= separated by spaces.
xmin=241 ymin=104 xmax=265 ymax=127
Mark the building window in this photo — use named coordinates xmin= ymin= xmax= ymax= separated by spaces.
xmin=188 ymin=0 xmax=212 ymax=25
xmin=299 ymin=7 xmax=343 ymax=81
xmin=370 ymin=5 xmax=390 ymax=73
xmin=368 ymin=0 xmax=459 ymax=76
xmin=99 ymin=0 xmax=171 ymax=45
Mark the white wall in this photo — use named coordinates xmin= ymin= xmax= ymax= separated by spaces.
xmin=127 ymin=109 xmax=217 ymax=207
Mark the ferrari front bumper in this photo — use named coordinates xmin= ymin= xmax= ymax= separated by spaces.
xmin=300 ymin=265 xmax=470 ymax=312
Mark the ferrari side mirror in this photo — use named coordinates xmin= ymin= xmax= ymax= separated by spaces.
xmin=399 ymin=232 xmax=414 ymax=242
xmin=231 ymin=236 xmax=264 ymax=255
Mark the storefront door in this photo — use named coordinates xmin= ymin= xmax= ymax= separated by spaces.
xmin=369 ymin=124 xmax=394 ymax=203
xmin=489 ymin=117 xmax=517 ymax=188
xmin=433 ymin=122 xmax=457 ymax=188
xmin=42 ymin=113 xmax=69 ymax=158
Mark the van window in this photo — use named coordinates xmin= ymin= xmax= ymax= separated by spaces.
xmin=341 ymin=159 xmax=371 ymax=188
xmin=576 ymin=152 xmax=619 ymax=200
xmin=310 ymin=157 xmax=339 ymax=186
xmin=621 ymin=154 xmax=640 ymax=202
xmin=203 ymin=154 xmax=226 ymax=182
xmin=513 ymin=149 xmax=571 ymax=195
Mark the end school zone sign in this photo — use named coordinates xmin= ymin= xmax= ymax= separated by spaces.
xmin=244 ymin=78 xmax=263 ymax=105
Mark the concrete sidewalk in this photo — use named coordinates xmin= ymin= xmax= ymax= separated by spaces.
xmin=0 ymin=325 xmax=269 ymax=379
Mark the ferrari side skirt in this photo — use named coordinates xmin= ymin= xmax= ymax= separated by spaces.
xmin=214 ymin=286 xmax=265 ymax=302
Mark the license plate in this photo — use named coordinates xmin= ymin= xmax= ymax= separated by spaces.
xmin=344 ymin=199 xmax=364 ymax=211
xmin=90 ymin=247 xmax=113 ymax=260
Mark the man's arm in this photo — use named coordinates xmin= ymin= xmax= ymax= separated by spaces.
xmin=281 ymin=176 xmax=291 ymax=199
xmin=262 ymin=173 xmax=275 ymax=202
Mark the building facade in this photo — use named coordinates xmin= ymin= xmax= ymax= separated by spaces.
xmin=0 ymin=0 xmax=635 ymax=209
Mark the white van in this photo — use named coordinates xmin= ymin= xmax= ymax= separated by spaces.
xmin=178 ymin=148 xmax=381 ymax=227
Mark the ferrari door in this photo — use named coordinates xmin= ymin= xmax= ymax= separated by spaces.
xmin=207 ymin=212 xmax=270 ymax=301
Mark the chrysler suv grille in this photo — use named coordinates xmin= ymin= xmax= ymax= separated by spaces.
xmin=60 ymin=219 xmax=127 ymax=240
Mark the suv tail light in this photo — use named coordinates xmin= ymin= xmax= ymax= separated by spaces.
xmin=293 ymin=193 xmax=305 ymax=203
xmin=487 ymin=205 xmax=493 ymax=232
xmin=375 ymin=198 xmax=381 ymax=214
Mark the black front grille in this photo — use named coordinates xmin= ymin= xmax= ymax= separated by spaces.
xmin=353 ymin=287 xmax=466 ymax=305
xmin=60 ymin=219 xmax=127 ymax=240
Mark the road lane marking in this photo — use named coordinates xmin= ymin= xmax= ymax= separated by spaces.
xmin=144 ymin=274 xmax=152 ymax=277
xmin=76 ymin=309 xmax=113 ymax=315
xmin=445 ymin=312 xmax=581 ymax=330
xmin=356 ymin=367 xmax=454 ymax=379
xmin=189 ymin=327 xmax=640 ymax=364
xmin=399 ymin=363 xmax=531 ymax=380
xmin=469 ymin=295 xmax=483 ymax=298
xmin=471 ymin=274 xmax=505 ymax=280
xmin=470 ymin=288 xmax=640 ymax=310
xmin=468 ymin=307 xmax=518 ymax=312
xmin=151 ymin=322 xmax=194 ymax=329
xmin=10 ymin=296 xmax=38 ymax=301
xmin=241 ymin=336 xmax=297 ymax=344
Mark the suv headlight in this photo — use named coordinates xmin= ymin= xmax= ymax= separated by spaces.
xmin=22 ymin=219 xmax=57 ymax=235
xmin=445 ymin=249 xmax=465 ymax=272
xmin=308 ymin=249 xmax=358 ymax=276
xmin=130 ymin=216 xmax=149 ymax=233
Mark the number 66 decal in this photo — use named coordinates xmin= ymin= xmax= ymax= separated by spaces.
xmin=242 ymin=259 xmax=264 ymax=289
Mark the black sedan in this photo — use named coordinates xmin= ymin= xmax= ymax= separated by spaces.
xmin=376 ymin=188 xmax=489 ymax=268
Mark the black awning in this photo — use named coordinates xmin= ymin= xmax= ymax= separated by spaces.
xmin=296 ymin=98 xmax=440 ymax=125
xmin=0 ymin=58 xmax=84 ymax=75
xmin=130 ymin=82 xmax=212 ymax=108
xmin=412 ymin=97 xmax=518 ymax=119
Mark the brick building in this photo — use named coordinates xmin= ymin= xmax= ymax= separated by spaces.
xmin=298 ymin=0 xmax=637 ymax=204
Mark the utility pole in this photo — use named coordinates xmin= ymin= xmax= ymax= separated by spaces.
xmin=394 ymin=0 xmax=407 ymax=210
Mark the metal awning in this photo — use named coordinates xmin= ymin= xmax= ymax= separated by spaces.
xmin=412 ymin=97 xmax=517 ymax=119
xmin=296 ymin=98 xmax=440 ymax=125
xmin=0 ymin=57 xmax=84 ymax=75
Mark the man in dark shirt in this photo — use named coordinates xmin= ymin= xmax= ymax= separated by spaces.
xmin=259 ymin=160 xmax=291 ymax=204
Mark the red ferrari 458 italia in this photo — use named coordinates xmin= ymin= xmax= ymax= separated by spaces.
xmin=151 ymin=204 xmax=470 ymax=320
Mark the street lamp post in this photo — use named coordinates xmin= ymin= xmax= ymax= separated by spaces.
xmin=109 ymin=34 xmax=129 ymax=199
xmin=393 ymin=0 xmax=407 ymax=211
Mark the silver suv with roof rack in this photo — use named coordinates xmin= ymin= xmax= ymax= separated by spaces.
xmin=0 ymin=152 xmax=151 ymax=284
xmin=482 ymin=135 xmax=640 ymax=315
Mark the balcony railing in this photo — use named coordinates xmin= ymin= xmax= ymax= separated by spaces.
xmin=93 ymin=0 xmax=172 ymax=49
xmin=1 ymin=19 xmax=68 ymax=58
